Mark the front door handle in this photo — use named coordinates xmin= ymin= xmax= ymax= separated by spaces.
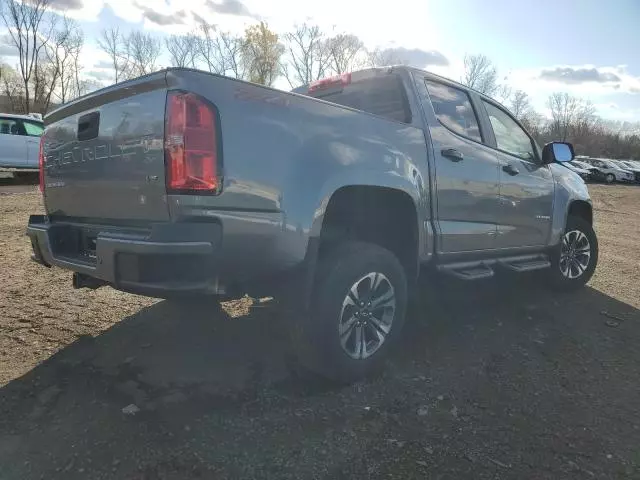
xmin=441 ymin=148 xmax=464 ymax=162
xmin=502 ymin=164 xmax=520 ymax=176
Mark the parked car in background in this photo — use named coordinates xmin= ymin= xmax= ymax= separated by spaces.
xmin=0 ymin=113 xmax=44 ymax=178
xmin=612 ymin=160 xmax=640 ymax=182
xmin=561 ymin=160 xmax=592 ymax=181
xmin=581 ymin=158 xmax=635 ymax=183
xmin=571 ymin=160 xmax=605 ymax=182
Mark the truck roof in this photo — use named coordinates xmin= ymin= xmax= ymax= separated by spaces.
xmin=295 ymin=65 xmax=512 ymax=110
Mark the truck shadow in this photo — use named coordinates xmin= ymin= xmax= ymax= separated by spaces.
xmin=1 ymin=277 xmax=639 ymax=478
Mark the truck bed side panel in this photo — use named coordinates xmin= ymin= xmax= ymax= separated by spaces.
xmin=164 ymin=70 xmax=431 ymax=281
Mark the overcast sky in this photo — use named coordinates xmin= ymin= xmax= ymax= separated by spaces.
xmin=3 ymin=0 xmax=640 ymax=121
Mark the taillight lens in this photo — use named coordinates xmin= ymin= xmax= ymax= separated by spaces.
xmin=38 ymin=135 xmax=45 ymax=193
xmin=164 ymin=91 xmax=220 ymax=193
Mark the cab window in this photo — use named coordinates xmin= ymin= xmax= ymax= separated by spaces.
xmin=482 ymin=100 xmax=536 ymax=162
xmin=425 ymin=80 xmax=482 ymax=142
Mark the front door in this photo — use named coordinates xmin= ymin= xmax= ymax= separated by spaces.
xmin=478 ymin=99 xmax=554 ymax=248
xmin=417 ymin=76 xmax=501 ymax=253
xmin=0 ymin=117 xmax=28 ymax=168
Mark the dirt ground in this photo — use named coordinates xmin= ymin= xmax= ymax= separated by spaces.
xmin=1 ymin=183 xmax=639 ymax=479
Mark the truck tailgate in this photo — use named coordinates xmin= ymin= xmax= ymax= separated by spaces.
xmin=42 ymin=72 xmax=169 ymax=223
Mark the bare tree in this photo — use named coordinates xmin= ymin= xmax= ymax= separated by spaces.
xmin=509 ymin=90 xmax=532 ymax=120
xmin=47 ymin=16 xmax=83 ymax=104
xmin=368 ymin=47 xmax=404 ymax=67
xmin=1 ymin=0 xmax=55 ymax=112
xmin=32 ymin=59 xmax=57 ymax=112
xmin=325 ymin=33 xmax=365 ymax=74
xmin=165 ymin=34 xmax=197 ymax=68
xmin=76 ymin=78 xmax=102 ymax=96
xmin=1 ymin=62 xmax=26 ymax=112
xmin=547 ymin=92 xmax=590 ymax=142
xmin=195 ymin=24 xmax=223 ymax=74
xmin=461 ymin=54 xmax=499 ymax=96
xmin=495 ymin=84 xmax=512 ymax=104
xmin=126 ymin=31 xmax=161 ymax=77
xmin=281 ymin=23 xmax=330 ymax=88
xmin=195 ymin=24 xmax=245 ymax=78
xmin=97 ymin=27 xmax=130 ymax=83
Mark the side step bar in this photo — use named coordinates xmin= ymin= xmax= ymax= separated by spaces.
xmin=438 ymin=254 xmax=551 ymax=281
xmin=439 ymin=262 xmax=495 ymax=280
xmin=499 ymin=256 xmax=551 ymax=272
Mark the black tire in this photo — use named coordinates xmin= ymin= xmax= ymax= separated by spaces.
xmin=605 ymin=173 xmax=615 ymax=183
xmin=292 ymin=241 xmax=408 ymax=383
xmin=547 ymin=215 xmax=598 ymax=291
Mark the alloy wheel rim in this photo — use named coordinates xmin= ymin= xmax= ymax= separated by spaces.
xmin=338 ymin=272 xmax=396 ymax=360
xmin=559 ymin=229 xmax=591 ymax=279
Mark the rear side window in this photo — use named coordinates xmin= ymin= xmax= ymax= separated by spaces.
xmin=311 ymin=75 xmax=411 ymax=123
xmin=23 ymin=121 xmax=44 ymax=137
xmin=0 ymin=118 xmax=23 ymax=136
xmin=425 ymin=80 xmax=481 ymax=142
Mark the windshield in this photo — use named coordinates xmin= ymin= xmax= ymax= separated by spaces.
xmin=610 ymin=160 xmax=629 ymax=169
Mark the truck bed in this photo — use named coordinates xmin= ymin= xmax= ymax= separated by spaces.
xmin=35 ymin=67 xmax=429 ymax=293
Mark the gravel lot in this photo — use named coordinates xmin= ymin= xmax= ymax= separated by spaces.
xmin=1 ymin=183 xmax=639 ymax=479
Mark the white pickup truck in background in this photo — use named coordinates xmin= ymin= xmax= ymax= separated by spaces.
xmin=0 ymin=113 xmax=44 ymax=178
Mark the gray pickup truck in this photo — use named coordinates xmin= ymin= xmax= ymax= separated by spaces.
xmin=27 ymin=66 xmax=598 ymax=382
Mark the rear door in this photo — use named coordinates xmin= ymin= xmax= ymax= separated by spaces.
xmin=477 ymin=97 xmax=554 ymax=248
xmin=0 ymin=117 xmax=28 ymax=168
xmin=416 ymin=74 xmax=501 ymax=253
xmin=43 ymin=73 xmax=170 ymax=223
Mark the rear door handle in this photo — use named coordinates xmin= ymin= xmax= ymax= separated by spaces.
xmin=502 ymin=164 xmax=520 ymax=176
xmin=441 ymin=148 xmax=464 ymax=162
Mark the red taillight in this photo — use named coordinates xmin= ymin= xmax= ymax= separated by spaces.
xmin=38 ymin=135 xmax=45 ymax=193
xmin=308 ymin=73 xmax=352 ymax=93
xmin=164 ymin=91 xmax=220 ymax=193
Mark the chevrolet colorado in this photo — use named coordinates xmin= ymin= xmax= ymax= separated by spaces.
xmin=27 ymin=67 xmax=598 ymax=382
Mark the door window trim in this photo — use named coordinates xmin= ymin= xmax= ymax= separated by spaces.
xmin=479 ymin=98 xmax=541 ymax=164
xmin=424 ymin=78 xmax=486 ymax=145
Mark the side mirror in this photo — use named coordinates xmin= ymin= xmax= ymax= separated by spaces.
xmin=542 ymin=142 xmax=575 ymax=164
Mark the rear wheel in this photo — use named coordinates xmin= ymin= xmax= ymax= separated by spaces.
xmin=547 ymin=216 xmax=598 ymax=290
xmin=605 ymin=173 xmax=615 ymax=183
xmin=292 ymin=241 xmax=408 ymax=383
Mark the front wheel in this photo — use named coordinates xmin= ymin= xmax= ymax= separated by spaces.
xmin=605 ymin=173 xmax=615 ymax=183
xmin=292 ymin=241 xmax=408 ymax=383
xmin=547 ymin=216 xmax=598 ymax=290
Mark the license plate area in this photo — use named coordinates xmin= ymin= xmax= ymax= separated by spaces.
xmin=80 ymin=230 xmax=98 ymax=260
xmin=48 ymin=225 xmax=98 ymax=265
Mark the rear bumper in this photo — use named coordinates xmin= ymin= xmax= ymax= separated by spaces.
xmin=26 ymin=215 xmax=225 ymax=296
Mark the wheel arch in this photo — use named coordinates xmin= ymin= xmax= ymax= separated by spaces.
xmin=314 ymin=184 xmax=422 ymax=284
xmin=568 ymin=200 xmax=593 ymax=226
